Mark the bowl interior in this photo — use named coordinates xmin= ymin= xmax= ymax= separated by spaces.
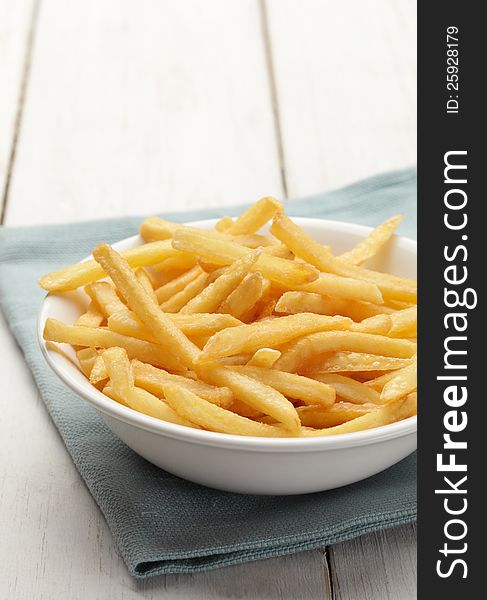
xmin=38 ymin=217 xmax=417 ymax=449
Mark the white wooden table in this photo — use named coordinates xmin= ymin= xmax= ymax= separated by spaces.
xmin=0 ymin=1 xmax=417 ymax=598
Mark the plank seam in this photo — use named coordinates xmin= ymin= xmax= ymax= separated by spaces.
xmin=258 ymin=0 xmax=289 ymax=199
xmin=1 ymin=0 xmax=41 ymax=225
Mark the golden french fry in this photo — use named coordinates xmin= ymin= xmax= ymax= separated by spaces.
xmin=300 ymin=392 xmax=416 ymax=436
xmin=262 ymin=243 xmax=294 ymax=259
xmin=297 ymin=402 xmax=373 ymax=428
xmin=180 ymin=250 xmax=262 ymax=314
xmin=39 ymin=240 xmax=189 ymax=292
xmin=43 ymin=318 xmax=185 ymax=372
xmin=75 ymin=301 xmax=104 ymax=327
xmin=172 ymin=227 xmax=319 ymax=288
xmin=131 ymin=360 xmax=233 ymax=407
xmin=389 ymin=306 xmax=417 ymax=338
xmin=298 ymin=274 xmax=384 ymax=304
xmin=252 ymin=296 xmax=276 ymax=321
xmin=246 ymin=348 xmax=281 ymax=368
xmin=380 ymin=362 xmax=417 ymax=403
xmin=275 ymin=331 xmax=416 ymax=372
xmin=308 ymin=373 xmax=380 ymax=404
xmin=151 ymin=252 xmax=197 ymax=272
xmin=163 ymin=383 xmax=286 ymax=437
xmin=364 ymin=370 xmax=400 ymax=391
xmin=159 ymin=272 xmax=208 ymax=313
xmin=93 ymin=243 xmax=200 ymax=368
xmin=215 ymin=215 xmax=234 ymax=232
xmin=351 ymin=314 xmax=392 ymax=335
xmin=218 ymin=272 xmax=266 ymax=319
xmin=339 ymin=215 xmax=403 ymax=265
xmin=197 ymin=363 xmax=300 ymax=433
xmin=134 ymin=268 xmax=158 ymax=304
xmin=102 ymin=347 xmax=196 ymax=426
xmin=302 ymin=351 xmax=412 ymax=373
xmin=199 ymin=313 xmax=353 ymax=363
xmin=89 ymin=354 xmax=108 ymax=384
xmin=85 ymin=281 xmax=126 ymax=317
xmin=76 ymin=347 xmax=99 ymax=377
xmin=155 ymin=266 xmax=203 ymax=304
xmin=221 ymin=196 xmax=283 ymax=235
xmin=233 ymin=366 xmax=336 ymax=407
xmin=270 ymin=213 xmax=416 ymax=302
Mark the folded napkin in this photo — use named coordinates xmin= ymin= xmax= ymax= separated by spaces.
xmin=0 ymin=168 xmax=417 ymax=577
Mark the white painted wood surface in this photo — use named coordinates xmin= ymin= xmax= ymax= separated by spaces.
xmin=0 ymin=1 xmax=416 ymax=598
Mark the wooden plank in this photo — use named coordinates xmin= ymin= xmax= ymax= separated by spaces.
xmin=264 ymin=0 xmax=417 ymax=197
xmin=330 ymin=524 xmax=417 ymax=600
xmin=0 ymin=0 xmax=36 ymax=216
xmin=5 ymin=0 xmax=283 ymax=226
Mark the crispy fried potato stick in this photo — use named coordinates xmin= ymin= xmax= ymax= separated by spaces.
xmin=102 ymin=348 xmax=196 ymax=426
xmin=233 ymin=365 xmax=336 ymax=407
xmin=75 ymin=301 xmax=104 ymax=327
xmin=275 ymin=331 xmax=416 ymax=372
xmin=180 ymin=250 xmax=261 ymax=314
xmin=163 ymin=384 xmax=286 ymax=437
xmin=93 ymin=243 xmax=200 ymax=368
xmin=85 ymin=281 xmax=126 ymax=316
xmin=351 ymin=314 xmax=392 ymax=335
xmin=172 ymin=228 xmax=319 ymax=288
xmin=76 ymin=347 xmax=99 ymax=377
xmin=297 ymin=403 xmax=373 ymax=428
xmin=217 ymin=196 xmax=283 ymax=235
xmin=89 ymin=354 xmax=108 ymax=384
xmin=380 ymin=362 xmax=417 ymax=403
xmin=132 ymin=360 xmax=233 ymax=408
xmin=218 ymin=272 xmax=266 ymax=319
xmin=199 ymin=313 xmax=353 ymax=362
xmin=39 ymin=240 xmax=188 ymax=292
xmin=339 ymin=215 xmax=403 ymax=265
xmin=270 ymin=213 xmax=416 ymax=302
xmin=302 ymin=352 xmax=412 ymax=373
xmin=43 ymin=318 xmax=185 ymax=371
xmin=155 ymin=266 xmax=204 ymax=303
xmin=134 ymin=268 xmax=158 ymax=304
xmin=159 ymin=272 xmax=208 ymax=313
xmin=308 ymin=373 xmax=380 ymax=405
xmin=297 ymin=274 xmax=383 ymax=304
xmin=246 ymin=348 xmax=281 ymax=368
xmin=197 ymin=363 xmax=300 ymax=433
xmin=389 ymin=306 xmax=417 ymax=338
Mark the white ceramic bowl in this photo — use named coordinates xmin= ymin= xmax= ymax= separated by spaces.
xmin=38 ymin=218 xmax=417 ymax=495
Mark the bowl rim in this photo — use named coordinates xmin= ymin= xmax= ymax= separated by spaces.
xmin=38 ymin=216 xmax=417 ymax=453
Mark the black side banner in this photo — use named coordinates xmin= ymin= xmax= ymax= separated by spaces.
xmin=418 ymin=1 xmax=484 ymax=596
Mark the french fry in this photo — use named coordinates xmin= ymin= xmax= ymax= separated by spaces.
xmin=159 ymin=271 xmax=209 ymax=313
xmin=43 ymin=318 xmax=186 ymax=371
xmin=351 ymin=314 xmax=392 ymax=335
xmin=134 ymin=268 xmax=158 ymax=304
xmin=300 ymin=392 xmax=416 ymax=436
xmin=275 ymin=331 xmax=416 ymax=372
xmin=215 ymin=215 xmax=234 ymax=232
xmin=389 ymin=306 xmax=417 ymax=338
xmin=155 ymin=266 xmax=203 ymax=303
xmin=180 ymin=250 xmax=262 ymax=314
xmin=298 ymin=274 xmax=384 ymax=304
xmin=308 ymin=373 xmax=380 ymax=405
xmin=220 ymin=196 xmax=283 ymax=235
xmin=163 ymin=384 xmax=286 ymax=437
xmin=302 ymin=351 xmax=412 ymax=373
xmin=92 ymin=243 xmax=200 ymax=368
xmin=76 ymin=347 xmax=99 ymax=377
xmin=297 ymin=403 xmax=373 ymax=428
xmin=253 ymin=296 xmax=276 ymax=321
xmin=262 ymin=243 xmax=294 ymax=259
xmin=151 ymin=252 xmax=197 ymax=272
xmin=339 ymin=215 xmax=403 ymax=265
xmin=131 ymin=360 xmax=233 ymax=407
xmin=102 ymin=347 xmax=197 ymax=426
xmin=233 ymin=366 xmax=336 ymax=407
xmin=380 ymin=362 xmax=417 ymax=403
xmin=39 ymin=240 xmax=188 ymax=292
xmin=172 ymin=227 xmax=319 ymax=288
xmin=108 ymin=309 xmax=242 ymax=342
xmin=89 ymin=354 xmax=108 ymax=384
xmin=247 ymin=348 xmax=281 ymax=368
xmin=270 ymin=213 xmax=416 ymax=302
xmin=85 ymin=281 xmax=126 ymax=316
xmin=75 ymin=301 xmax=104 ymax=327
xmin=364 ymin=370 xmax=401 ymax=392
xmin=218 ymin=272 xmax=266 ymax=319
xmin=199 ymin=313 xmax=353 ymax=363
xmin=197 ymin=363 xmax=300 ymax=433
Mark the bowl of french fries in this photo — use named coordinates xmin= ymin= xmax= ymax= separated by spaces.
xmin=38 ymin=198 xmax=417 ymax=495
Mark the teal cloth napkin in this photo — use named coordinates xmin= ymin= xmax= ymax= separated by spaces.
xmin=0 ymin=168 xmax=417 ymax=577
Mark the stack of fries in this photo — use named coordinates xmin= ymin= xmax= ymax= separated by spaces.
xmin=40 ymin=198 xmax=417 ymax=437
